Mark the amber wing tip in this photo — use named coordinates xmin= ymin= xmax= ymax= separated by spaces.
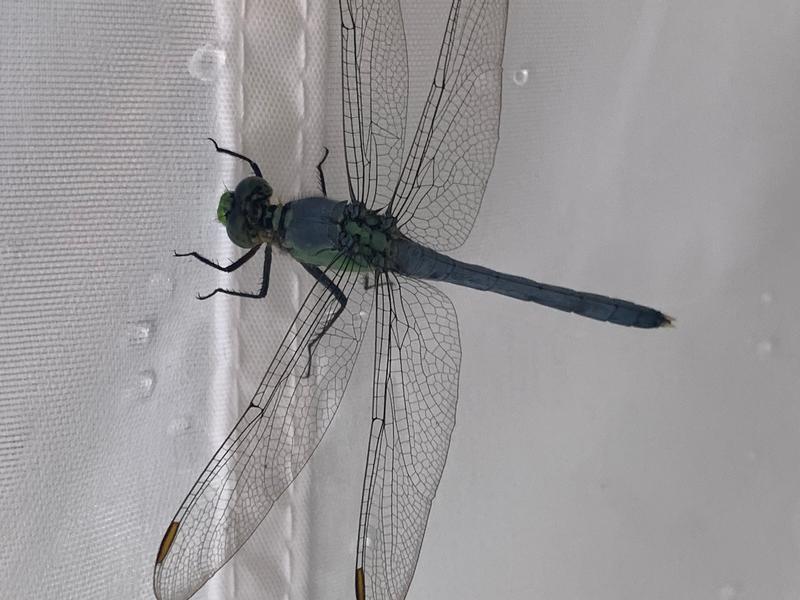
xmin=355 ymin=568 xmax=366 ymax=600
xmin=156 ymin=521 xmax=180 ymax=565
xmin=660 ymin=313 xmax=676 ymax=328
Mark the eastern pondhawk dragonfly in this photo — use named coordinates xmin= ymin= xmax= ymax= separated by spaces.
xmin=154 ymin=0 xmax=670 ymax=598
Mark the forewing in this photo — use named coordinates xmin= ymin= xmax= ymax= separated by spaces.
xmin=340 ymin=0 xmax=408 ymax=208
xmin=154 ymin=263 xmax=373 ymax=600
xmin=391 ymin=0 xmax=508 ymax=252
xmin=355 ymin=274 xmax=461 ymax=599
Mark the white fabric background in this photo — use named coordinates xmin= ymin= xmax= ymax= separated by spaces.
xmin=2 ymin=1 xmax=799 ymax=599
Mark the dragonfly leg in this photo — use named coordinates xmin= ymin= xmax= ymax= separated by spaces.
xmin=207 ymin=137 xmax=263 ymax=178
xmin=363 ymin=272 xmax=395 ymax=291
xmin=301 ymin=264 xmax=347 ymax=378
xmin=174 ymin=245 xmax=261 ymax=272
xmin=316 ymin=147 xmax=330 ymax=196
xmin=182 ymin=246 xmax=272 ymax=300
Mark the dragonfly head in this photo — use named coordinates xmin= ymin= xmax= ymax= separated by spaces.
xmin=217 ymin=176 xmax=275 ymax=248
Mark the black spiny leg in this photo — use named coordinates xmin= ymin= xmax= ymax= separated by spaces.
xmin=174 ymin=245 xmax=260 ymax=272
xmin=302 ymin=263 xmax=347 ymax=377
xmin=316 ymin=147 xmax=330 ymax=196
xmin=207 ymin=137 xmax=263 ymax=178
xmin=175 ymin=245 xmax=272 ymax=300
xmin=363 ymin=271 xmax=396 ymax=291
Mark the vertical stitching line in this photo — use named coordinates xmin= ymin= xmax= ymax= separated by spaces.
xmin=286 ymin=5 xmax=310 ymax=599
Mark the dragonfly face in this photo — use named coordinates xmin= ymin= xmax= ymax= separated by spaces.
xmin=216 ymin=175 xmax=276 ymax=249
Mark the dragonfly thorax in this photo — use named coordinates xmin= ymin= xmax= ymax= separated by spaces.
xmin=338 ymin=203 xmax=398 ymax=269
xmin=217 ymin=176 xmax=278 ymax=249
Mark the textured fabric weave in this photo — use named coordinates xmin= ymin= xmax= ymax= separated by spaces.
xmin=2 ymin=1 xmax=799 ymax=599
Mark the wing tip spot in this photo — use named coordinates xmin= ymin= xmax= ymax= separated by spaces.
xmin=156 ymin=521 xmax=181 ymax=565
xmin=355 ymin=568 xmax=366 ymax=600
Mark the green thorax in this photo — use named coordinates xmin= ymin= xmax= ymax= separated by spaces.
xmin=338 ymin=202 xmax=399 ymax=270
xmin=279 ymin=199 xmax=399 ymax=272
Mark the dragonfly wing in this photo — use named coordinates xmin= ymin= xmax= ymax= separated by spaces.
xmin=154 ymin=263 xmax=373 ymax=600
xmin=390 ymin=0 xmax=509 ymax=252
xmin=355 ymin=274 xmax=461 ymax=599
xmin=340 ymin=0 xmax=409 ymax=208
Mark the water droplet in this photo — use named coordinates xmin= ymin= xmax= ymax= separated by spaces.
xmin=718 ymin=583 xmax=740 ymax=599
xmin=512 ymin=68 xmax=529 ymax=87
xmin=128 ymin=320 xmax=155 ymax=345
xmin=148 ymin=271 xmax=175 ymax=303
xmin=137 ymin=370 xmax=156 ymax=398
xmin=188 ymin=44 xmax=226 ymax=82
xmin=168 ymin=416 xmax=193 ymax=436
xmin=760 ymin=291 xmax=773 ymax=305
xmin=755 ymin=339 xmax=773 ymax=359
xmin=122 ymin=370 xmax=156 ymax=402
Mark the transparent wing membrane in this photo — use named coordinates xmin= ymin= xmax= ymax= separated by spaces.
xmin=356 ymin=274 xmax=461 ymax=599
xmin=390 ymin=0 xmax=508 ymax=251
xmin=154 ymin=262 xmax=373 ymax=600
xmin=340 ymin=0 xmax=409 ymax=208
xmin=343 ymin=0 xmax=509 ymax=596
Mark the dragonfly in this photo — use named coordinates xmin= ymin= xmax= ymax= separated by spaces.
xmin=154 ymin=0 xmax=671 ymax=598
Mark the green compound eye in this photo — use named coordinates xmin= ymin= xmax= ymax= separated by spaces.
xmin=217 ymin=190 xmax=233 ymax=225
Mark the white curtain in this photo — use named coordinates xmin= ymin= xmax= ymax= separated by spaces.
xmin=2 ymin=1 xmax=799 ymax=599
